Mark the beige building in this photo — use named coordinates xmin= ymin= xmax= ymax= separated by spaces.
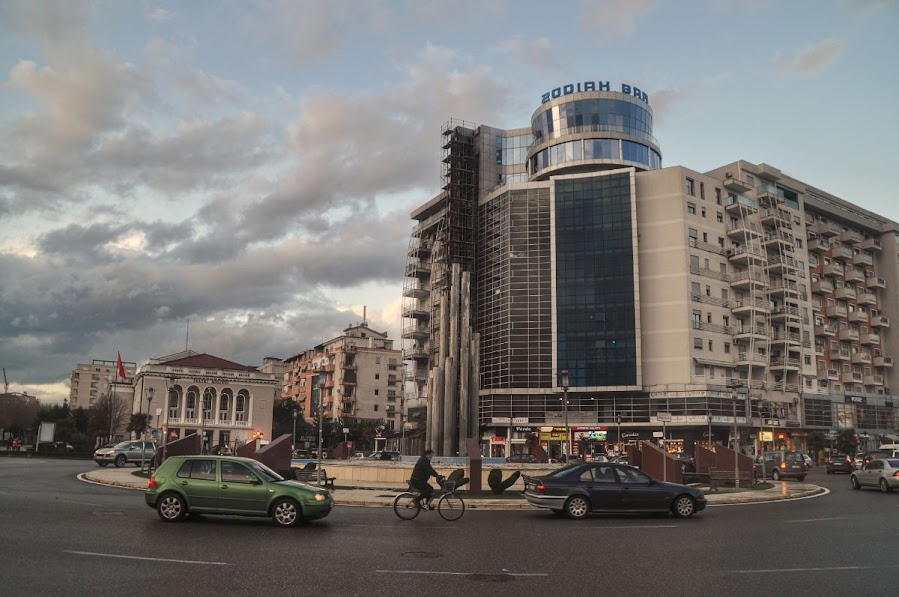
xmin=404 ymin=83 xmax=898 ymax=457
xmin=132 ymin=350 xmax=279 ymax=452
xmin=69 ymin=359 xmax=137 ymax=410
xmin=282 ymin=323 xmax=403 ymax=432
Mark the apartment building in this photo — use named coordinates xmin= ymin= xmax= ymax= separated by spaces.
xmin=282 ymin=324 xmax=403 ymax=432
xmin=403 ymin=82 xmax=898 ymax=457
xmin=69 ymin=359 xmax=136 ymax=410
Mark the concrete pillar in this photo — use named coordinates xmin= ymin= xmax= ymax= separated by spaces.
xmin=432 ymin=367 xmax=444 ymax=453
xmin=470 ymin=334 xmax=480 ymax=449
xmin=458 ymin=271 xmax=471 ymax=457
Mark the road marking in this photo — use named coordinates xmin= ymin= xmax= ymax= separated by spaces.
xmin=707 ymin=487 xmax=830 ymax=506
xmin=732 ymin=566 xmax=871 ymax=574
xmin=64 ymin=551 xmax=230 ymax=566
xmin=376 ymin=570 xmax=547 ymax=577
xmin=785 ymin=517 xmax=843 ymax=523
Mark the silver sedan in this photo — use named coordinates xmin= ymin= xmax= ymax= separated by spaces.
xmin=850 ymin=458 xmax=899 ymax=493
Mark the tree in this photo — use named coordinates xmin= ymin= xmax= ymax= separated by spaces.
xmin=127 ymin=414 xmax=149 ymax=437
xmin=89 ymin=392 xmax=130 ymax=444
xmin=836 ymin=428 xmax=858 ymax=455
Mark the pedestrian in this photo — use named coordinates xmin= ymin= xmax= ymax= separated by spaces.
xmin=12 ymin=437 xmax=20 ymax=452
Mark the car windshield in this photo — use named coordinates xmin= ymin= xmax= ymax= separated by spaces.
xmin=114 ymin=441 xmax=133 ymax=449
xmin=248 ymin=460 xmax=284 ymax=482
xmin=784 ymin=452 xmax=803 ymax=463
xmin=832 ymin=456 xmax=847 ymax=461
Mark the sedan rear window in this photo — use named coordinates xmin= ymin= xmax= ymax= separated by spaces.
xmin=888 ymin=459 xmax=899 ymax=468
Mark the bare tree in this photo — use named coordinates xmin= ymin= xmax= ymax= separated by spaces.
xmin=90 ymin=392 xmax=130 ymax=445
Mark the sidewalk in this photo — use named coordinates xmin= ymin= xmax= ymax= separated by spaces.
xmin=81 ymin=467 xmax=825 ymax=509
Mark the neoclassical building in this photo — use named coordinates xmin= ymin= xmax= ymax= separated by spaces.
xmin=132 ymin=351 xmax=279 ymax=452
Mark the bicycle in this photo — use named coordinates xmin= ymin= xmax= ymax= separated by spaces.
xmin=393 ymin=478 xmax=465 ymax=521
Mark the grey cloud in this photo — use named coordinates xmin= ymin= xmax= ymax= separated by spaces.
xmin=578 ymin=0 xmax=662 ymax=43
xmin=38 ymin=222 xmax=131 ymax=261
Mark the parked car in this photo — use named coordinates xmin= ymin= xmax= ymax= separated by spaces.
xmin=670 ymin=452 xmax=696 ymax=472
xmin=94 ymin=440 xmax=158 ymax=468
xmin=753 ymin=450 xmax=807 ymax=481
xmin=145 ymin=455 xmax=334 ymax=527
xmin=507 ymin=453 xmax=538 ymax=464
xmin=849 ymin=458 xmax=899 ymax=493
xmin=802 ymin=454 xmax=813 ymax=469
xmin=36 ymin=441 xmax=75 ymax=452
xmin=825 ymin=454 xmax=854 ymax=474
xmin=523 ymin=462 xmax=706 ymax=519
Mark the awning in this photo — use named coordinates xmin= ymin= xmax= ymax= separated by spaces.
xmin=694 ymin=358 xmax=735 ymax=368
xmin=883 ymin=433 xmax=899 ymax=441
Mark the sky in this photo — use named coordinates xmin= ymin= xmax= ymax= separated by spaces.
xmin=1 ymin=0 xmax=897 ymax=405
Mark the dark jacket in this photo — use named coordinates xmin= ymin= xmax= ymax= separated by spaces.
xmin=410 ymin=455 xmax=439 ymax=485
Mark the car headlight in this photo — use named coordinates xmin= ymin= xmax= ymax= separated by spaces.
xmin=314 ymin=493 xmax=327 ymax=502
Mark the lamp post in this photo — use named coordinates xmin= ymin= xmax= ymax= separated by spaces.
xmin=141 ymin=387 xmax=154 ymax=472
xmin=617 ymin=413 xmax=622 ymax=456
xmin=727 ymin=380 xmax=746 ymax=488
xmin=317 ymin=383 xmax=325 ymax=486
xmin=292 ymin=408 xmax=298 ymax=458
xmin=560 ymin=370 xmax=570 ymax=462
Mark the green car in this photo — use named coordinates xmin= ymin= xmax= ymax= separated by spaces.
xmin=145 ymin=455 xmax=334 ymax=527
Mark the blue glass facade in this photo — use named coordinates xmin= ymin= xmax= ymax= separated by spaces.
xmin=531 ymin=139 xmax=661 ymax=173
xmin=532 ymin=98 xmax=654 ymax=145
xmin=555 ymin=173 xmax=638 ymax=387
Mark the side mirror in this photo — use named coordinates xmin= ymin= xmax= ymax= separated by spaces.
xmin=251 ymin=478 xmax=262 ymax=485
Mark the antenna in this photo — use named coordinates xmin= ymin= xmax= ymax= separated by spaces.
xmin=185 ymin=319 xmax=190 ymax=351
xmin=2 ymin=368 xmax=7 ymax=393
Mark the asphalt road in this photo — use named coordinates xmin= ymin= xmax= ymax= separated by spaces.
xmin=1 ymin=458 xmax=896 ymax=596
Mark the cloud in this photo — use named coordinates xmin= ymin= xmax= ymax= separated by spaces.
xmin=838 ymin=0 xmax=897 ymax=17
xmin=579 ymin=0 xmax=662 ymax=43
xmin=148 ymin=7 xmax=176 ymax=24
xmin=495 ymin=36 xmax=563 ymax=71
xmin=773 ymin=38 xmax=845 ymax=77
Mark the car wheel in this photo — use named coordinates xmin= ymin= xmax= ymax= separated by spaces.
xmin=271 ymin=498 xmax=301 ymax=528
xmin=771 ymin=469 xmax=781 ymax=481
xmin=880 ymin=478 xmax=892 ymax=494
xmin=564 ymin=496 xmax=590 ymax=520
xmin=798 ymin=476 xmax=806 ymax=482
xmin=156 ymin=493 xmax=186 ymax=522
xmin=672 ymin=495 xmax=696 ymax=518
xmin=97 ymin=462 xmax=108 ymax=468
xmin=850 ymin=475 xmax=860 ymax=490
xmin=114 ymin=454 xmax=126 ymax=468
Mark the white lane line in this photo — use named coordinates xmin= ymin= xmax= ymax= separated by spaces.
xmin=785 ymin=517 xmax=843 ymax=523
xmin=376 ymin=570 xmax=547 ymax=577
xmin=64 ymin=551 xmax=230 ymax=566
xmin=732 ymin=566 xmax=871 ymax=574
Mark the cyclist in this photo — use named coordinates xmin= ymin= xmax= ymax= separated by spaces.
xmin=410 ymin=449 xmax=444 ymax=510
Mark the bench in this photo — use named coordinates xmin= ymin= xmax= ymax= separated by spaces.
xmin=293 ymin=468 xmax=336 ymax=489
xmin=708 ymin=468 xmax=754 ymax=492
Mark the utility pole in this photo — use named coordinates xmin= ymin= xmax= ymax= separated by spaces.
xmin=317 ymin=383 xmax=325 ymax=486
xmin=560 ymin=370 xmax=570 ymax=461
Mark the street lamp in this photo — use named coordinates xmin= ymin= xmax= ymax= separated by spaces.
xmin=707 ymin=413 xmax=713 ymax=450
xmin=617 ymin=413 xmax=622 ymax=456
xmin=560 ymin=370 xmax=570 ymax=462
xmin=292 ymin=408 xmax=298 ymax=457
xmin=727 ymin=380 xmax=747 ymax=488
xmin=141 ymin=387 xmax=154 ymax=471
xmin=317 ymin=382 xmax=325 ymax=486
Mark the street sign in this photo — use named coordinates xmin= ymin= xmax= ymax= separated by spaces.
xmin=657 ymin=412 xmax=672 ymax=422
xmin=652 ymin=431 xmax=664 ymax=438
xmin=342 ymin=427 xmax=350 ymax=434
xmin=764 ymin=418 xmax=782 ymax=427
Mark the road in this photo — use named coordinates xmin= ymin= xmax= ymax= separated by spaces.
xmin=0 ymin=458 xmax=896 ymax=596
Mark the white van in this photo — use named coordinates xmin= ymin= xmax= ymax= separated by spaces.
xmin=877 ymin=444 xmax=899 ymax=457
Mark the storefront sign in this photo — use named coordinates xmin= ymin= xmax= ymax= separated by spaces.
xmin=512 ymin=417 xmax=529 ymax=424
xmin=760 ymin=431 xmax=774 ymax=442
xmin=621 ymin=431 xmax=640 ymax=439
xmin=491 ymin=417 xmax=512 ymax=424
xmin=541 ymin=81 xmax=650 ymax=104
xmin=575 ymin=430 xmax=608 ymax=441
xmin=513 ymin=426 xmax=535 ymax=433
xmin=764 ymin=419 xmax=782 ymax=427
xmin=845 ymin=396 xmax=866 ymax=405
xmin=490 ymin=436 xmax=506 ymax=443
xmin=652 ymin=431 xmax=664 ymax=438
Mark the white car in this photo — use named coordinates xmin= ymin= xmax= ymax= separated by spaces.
xmin=94 ymin=440 xmax=157 ymax=468
xmin=850 ymin=458 xmax=899 ymax=493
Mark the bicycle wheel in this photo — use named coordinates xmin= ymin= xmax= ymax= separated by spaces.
xmin=437 ymin=492 xmax=465 ymax=521
xmin=393 ymin=492 xmax=422 ymax=520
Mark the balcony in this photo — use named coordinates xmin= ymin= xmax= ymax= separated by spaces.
xmin=727 ymin=245 xmax=766 ymax=264
xmin=731 ymin=297 xmax=770 ymax=316
xmin=853 ymin=252 xmax=874 ymax=267
xmin=848 ymin=310 xmax=869 ymax=324
xmin=863 ymin=374 xmax=884 ymax=386
xmin=837 ymin=327 xmax=859 ymax=343
xmin=851 ymin=352 xmax=872 ymax=365
xmin=727 ymin=220 xmax=763 ymax=239
xmin=811 ymin=279 xmax=834 ymax=294
xmin=734 ymin=326 xmax=768 ymax=341
xmin=829 ymin=349 xmax=850 ymax=361
xmin=767 ymin=255 xmax=798 ymax=273
xmin=401 ymin=324 xmax=430 ymax=341
xmin=860 ymin=238 xmax=882 ymax=252
xmin=759 ymin=206 xmax=792 ymax=227
xmin=866 ymin=276 xmax=886 ymax=290
xmin=808 ymin=237 xmax=831 ymax=253
xmin=834 ymin=286 xmax=856 ymax=301
xmin=770 ymin=305 xmax=800 ymax=320
xmin=770 ymin=331 xmax=802 ymax=346
xmin=873 ymin=356 xmax=893 ymax=368
xmin=841 ymin=229 xmax=864 ymax=244
xmin=870 ymin=315 xmax=890 ymax=328
xmin=730 ymin=270 xmax=768 ymax=289
xmin=831 ymin=245 xmax=853 ymax=262
xmin=825 ymin=305 xmax=848 ymax=320
xmin=769 ymin=280 xmax=800 ymax=296
xmin=860 ymin=333 xmax=880 ymax=346
xmin=822 ymin=262 xmax=844 ymax=278
xmin=724 ymin=178 xmax=754 ymax=194
xmin=814 ymin=324 xmax=836 ymax=337
xmin=826 ymin=368 xmax=840 ymax=380
xmin=408 ymin=240 xmax=432 ymax=258
xmin=768 ymin=357 xmax=801 ymax=371
xmin=735 ymin=352 xmax=768 ymax=368
xmin=845 ymin=268 xmax=866 ymax=284
xmin=405 ymin=260 xmax=431 ymax=278
xmin=405 ymin=346 xmax=429 ymax=360
xmin=402 ymin=306 xmax=430 ymax=320
xmin=858 ymin=292 xmax=877 ymax=306
xmin=403 ymin=285 xmax=429 ymax=299
xmin=811 ymin=221 xmax=841 ymax=237
xmin=764 ymin=231 xmax=794 ymax=247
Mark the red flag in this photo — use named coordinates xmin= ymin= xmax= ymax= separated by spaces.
xmin=116 ymin=351 xmax=126 ymax=379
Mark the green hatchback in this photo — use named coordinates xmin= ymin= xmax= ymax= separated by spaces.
xmin=145 ymin=455 xmax=334 ymax=527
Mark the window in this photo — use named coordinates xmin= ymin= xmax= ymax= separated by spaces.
xmin=700 ymin=182 xmax=705 ymax=199
xmin=708 ymin=340 xmax=713 ymax=351
xmin=374 ymin=389 xmax=379 ymax=396
xmin=221 ymin=461 xmax=257 ymax=484
xmin=375 ymin=357 xmax=381 ymax=364
xmin=715 ymin=188 xmax=722 ymax=204
xmin=701 ymin=207 xmax=707 ymax=218
xmin=691 ymin=282 xmax=701 ymax=296
xmin=689 ymin=228 xmax=698 ymax=240
xmin=686 ymin=178 xmax=695 ymax=196
xmin=703 ymin=232 xmax=708 ymax=242
xmin=375 ymin=373 xmax=380 ymax=380
xmin=693 ymin=310 xmax=702 ymax=324
xmin=374 ymin=404 xmax=379 ymax=411
xmin=723 ymin=316 xmax=730 ymax=327
xmin=716 ymin=212 xmax=723 ymax=223
xmin=707 ymin=312 xmax=712 ymax=323
xmin=745 ymin=174 xmax=755 ymax=186
xmin=687 ymin=202 xmax=696 ymax=215
xmin=694 ymin=337 xmax=703 ymax=349
xmin=796 ymin=238 xmax=803 ymax=249
xmin=177 ymin=460 xmax=217 ymax=481
xmin=724 ymin=342 xmax=731 ymax=354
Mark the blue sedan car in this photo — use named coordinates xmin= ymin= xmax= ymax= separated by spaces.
xmin=524 ymin=462 xmax=706 ymax=519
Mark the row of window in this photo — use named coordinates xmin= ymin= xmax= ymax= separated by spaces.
xmin=530 ymin=139 xmax=661 ymax=173
xmin=531 ymin=99 xmax=654 ymax=140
